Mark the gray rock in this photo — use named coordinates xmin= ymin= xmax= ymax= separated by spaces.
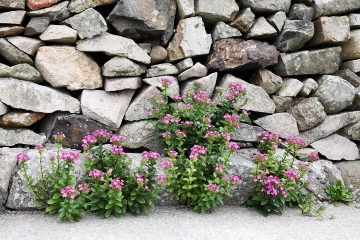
xmin=118 ymin=120 xmax=164 ymax=153
xmin=206 ymin=39 xmax=279 ymax=71
xmin=240 ymin=0 xmax=291 ymax=14
xmin=298 ymin=111 xmax=360 ymax=145
xmin=272 ymin=95 xmax=293 ymax=113
xmin=150 ymin=46 xmax=168 ymax=64
xmin=288 ymin=4 xmax=314 ymax=21
xmin=343 ymin=59 xmax=360 ymax=73
xmin=176 ymin=0 xmax=195 ymax=19
xmin=24 ymin=17 xmax=50 ymax=36
xmin=178 ymin=62 xmax=208 ymax=81
xmin=307 ymin=16 xmax=350 ymax=47
xmin=0 ymin=0 xmax=25 ymax=10
xmin=167 ymin=16 xmax=212 ymax=62
xmin=146 ymin=63 xmax=179 ymax=78
xmin=0 ymin=77 xmax=80 ymax=113
xmin=180 ymin=73 xmax=217 ymax=99
xmin=298 ymin=78 xmax=318 ymax=97
xmin=311 ymin=134 xmax=359 ymax=160
xmin=288 ymin=97 xmax=327 ymax=131
xmin=214 ymin=74 xmax=276 ymax=114
xmin=244 ymin=17 xmax=277 ymax=40
xmin=0 ymin=128 xmax=46 ymax=147
xmin=35 ymin=46 xmax=103 ymax=91
xmin=250 ymin=68 xmax=283 ymax=94
xmin=296 ymin=148 xmax=319 ymax=161
xmin=68 ymin=0 xmax=116 ymax=13
xmin=334 ymin=69 xmax=360 ymax=88
xmin=0 ymin=38 xmax=33 ymax=66
xmin=0 ymin=10 xmax=26 ymax=25
xmin=274 ymin=20 xmax=314 ymax=52
xmin=6 ymin=36 xmax=44 ymax=56
xmin=254 ymin=113 xmax=299 ymax=138
xmin=337 ymin=121 xmax=360 ymax=141
xmin=342 ymin=30 xmax=360 ymax=61
xmin=143 ymin=76 xmax=179 ymax=99
xmin=312 ymin=0 xmax=360 ymax=19
xmin=211 ymin=21 xmax=242 ymax=42
xmin=81 ymin=89 xmax=135 ymax=131
xmin=194 ymin=0 xmax=239 ymax=24
xmin=107 ymin=0 xmax=171 ymax=39
xmin=229 ymin=7 xmax=255 ymax=32
xmin=276 ymin=78 xmax=304 ymax=97
xmin=104 ymin=77 xmax=143 ymax=92
xmin=348 ymin=13 xmax=360 ymax=29
xmin=314 ymin=75 xmax=355 ymax=114
xmin=0 ymin=64 xmax=43 ymax=83
xmin=0 ymin=26 xmax=25 ymax=38
xmin=39 ymin=24 xmax=77 ymax=44
xmin=353 ymin=87 xmax=360 ymax=107
xmin=273 ymin=47 xmax=342 ymax=76
xmin=27 ymin=1 xmax=71 ymax=22
xmin=160 ymin=0 xmax=177 ymax=46
xmin=335 ymin=161 xmax=360 ymax=192
xmin=62 ymin=8 xmax=107 ymax=39
xmin=231 ymin=123 xmax=263 ymax=142
xmin=266 ymin=11 xmax=286 ymax=32
xmin=138 ymin=43 xmax=152 ymax=54
xmin=76 ymin=32 xmax=151 ymax=64
xmin=102 ymin=57 xmax=146 ymax=77
xmin=175 ymin=58 xmax=193 ymax=72
xmin=0 ymin=102 xmax=9 ymax=115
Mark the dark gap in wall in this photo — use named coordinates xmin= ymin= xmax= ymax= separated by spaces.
xmin=0 ymin=55 xmax=11 ymax=66
xmin=86 ymin=52 xmax=112 ymax=67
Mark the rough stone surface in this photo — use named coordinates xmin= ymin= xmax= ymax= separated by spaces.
xmin=35 ymin=46 xmax=103 ymax=91
xmin=0 ymin=77 xmax=80 ymax=113
xmin=160 ymin=0 xmax=177 ymax=46
xmin=0 ymin=26 xmax=25 ymax=38
xmin=39 ymin=24 xmax=77 ymax=44
xmin=348 ymin=13 xmax=360 ymax=29
xmin=0 ymin=128 xmax=46 ymax=146
xmin=0 ymin=111 xmax=45 ymax=128
xmin=167 ymin=17 xmax=212 ymax=62
xmin=6 ymin=36 xmax=44 ymax=56
xmin=272 ymin=95 xmax=293 ymax=113
xmin=214 ymin=74 xmax=276 ymax=114
xmin=76 ymin=32 xmax=151 ymax=64
xmin=311 ymin=134 xmax=359 ymax=160
xmin=102 ymin=57 xmax=146 ymax=77
xmin=250 ymin=69 xmax=283 ymax=94
xmin=288 ymin=97 xmax=327 ymax=131
xmin=176 ymin=0 xmax=195 ymax=19
xmin=150 ymin=46 xmax=168 ymax=64
xmin=337 ymin=121 xmax=360 ymax=141
xmin=336 ymin=161 xmax=360 ymax=191
xmin=27 ymin=0 xmax=59 ymax=10
xmin=0 ymin=38 xmax=33 ymax=66
xmin=274 ymin=47 xmax=342 ymax=76
xmin=274 ymin=20 xmax=314 ymax=52
xmin=266 ymin=11 xmax=286 ymax=32
xmin=125 ymin=86 xmax=161 ymax=121
xmin=296 ymin=148 xmax=319 ymax=161
xmin=0 ymin=10 xmax=26 ymax=25
xmin=180 ymin=73 xmax=217 ymax=99
xmin=0 ymin=0 xmax=25 ymax=10
xmin=343 ymin=59 xmax=360 ymax=73
xmin=0 ymin=102 xmax=9 ymax=116
xmin=146 ymin=63 xmax=179 ymax=78
xmin=314 ymin=75 xmax=355 ymax=114
xmin=194 ymin=0 xmax=239 ymax=24
xmin=312 ymin=0 xmax=360 ymax=19
xmin=298 ymin=111 xmax=360 ymax=145
xmin=68 ymin=0 xmax=116 ymax=13
xmin=335 ymin=69 xmax=360 ymax=87
xmin=63 ymin=8 xmax=107 ymax=39
xmin=229 ymin=8 xmax=255 ymax=32
xmin=307 ymin=16 xmax=350 ymax=47
xmin=298 ymin=78 xmax=318 ymax=97
xmin=276 ymin=78 xmax=304 ymax=97
xmin=0 ymin=64 xmax=43 ymax=83
xmin=244 ymin=17 xmax=277 ymax=40
xmin=211 ymin=21 xmax=242 ymax=42
xmin=26 ymin=1 xmax=71 ymax=22
xmin=178 ymin=62 xmax=208 ymax=81
xmin=24 ymin=17 xmax=50 ymax=36
xmin=254 ymin=113 xmax=299 ymax=138
xmin=288 ymin=3 xmax=314 ymax=21
xmin=143 ymin=76 xmax=179 ymax=99
xmin=240 ymin=0 xmax=291 ymax=14
xmin=175 ymin=58 xmax=193 ymax=72
xmin=81 ymin=89 xmax=135 ymax=131
xmin=104 ymin=77 xmax=143 ymax=92
xmin=206 ymin=39 xmax=279 ymax=72
xmin=231 ymin=123 xmax=263 ymax=142
xmin=341 ymin=30 xmax=360 ymax=61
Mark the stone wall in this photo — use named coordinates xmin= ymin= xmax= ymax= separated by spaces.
xmin=1 ymin=0 xmax=360 ymax=210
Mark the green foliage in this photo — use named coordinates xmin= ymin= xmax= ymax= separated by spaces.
xmin=326 ymin=180 xmax=353 ymax=206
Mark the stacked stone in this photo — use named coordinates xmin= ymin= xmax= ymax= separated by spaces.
xmin=1 ymin=0 xmax=360 ymax=210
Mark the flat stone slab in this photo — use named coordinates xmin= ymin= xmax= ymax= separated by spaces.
xmin=254 ymin=113 xmax=299 ymax=138
xmin=0 ymin=128 xmax=46 ymax=146
xmin=104 ymin=77 xmax=143 ymax=92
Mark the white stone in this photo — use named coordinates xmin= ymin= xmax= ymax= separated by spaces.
xmin=104 ymin=77 xmax=143 ymax=92
xmin=39 ymin=25 xmax=77 ymax=44
xmin=5 ymin=36 xmax=44 ymax=56
xmin=146 ymin=63 xmax=179 ymax=78
xmin=276 ymin=78 xmax=304 ymax=97
xmin=178 ymin=62 xmax=208 ymax=81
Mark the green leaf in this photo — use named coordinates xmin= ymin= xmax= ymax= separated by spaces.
xmin=136 ymin=195 xmax=145 ymax=204
xmin=105 ymin=208 xmax=113 ymax=218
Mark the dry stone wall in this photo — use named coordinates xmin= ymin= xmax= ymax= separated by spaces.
xmin=1 ymin=0 xmax=360 ymax=210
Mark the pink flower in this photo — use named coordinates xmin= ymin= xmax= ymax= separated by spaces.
xmin=183 ymin=121 xmax=193 ymax=126
xmin=161 ymin=114 xmax=180 ymax=124
xmin=226 ymin=141 xmax=240 ymax=152
xmin=175 ymin=130 xmax=186 ymax=138
xmin=82 ymin=134 xmax=97 ymax=149
xmin=228 ymin=174 xmax=242 ymax=185
xmin=242 ymin=109 xmax=250 ymax=115
xmin=169 ymin=150 xmax=178 ymax=157
xmin=223 ymin=113 xmax=240 ymax=128
xmin=16 ymin=152 xmax=31 ymax=163
xmin=135 ymin=173 xmax=148 ymax=185
xmin=86 ymin=153 xmax=93 ymax=159
xmin=156 ymin=174 xmax=167 ymax=184
xmin=60 ymin=151 xmax=80 ymax=163
xmin=221 ymin=132 xmax=231 ymax=141
xmin=161 ymin=160 xmax=173 ymax=169
xmin=286 ymin=136 xmax=307 ymax=148
xmin=89 ymin=169 xmax=105 ymax=181
xmin=160 ymin=77 xmax=174 ymax=86
xmin=162 ymin=132 xmax=171 ymax=138
xmin=189 ymin=145 xmax=207 ymax=161
xmin=60 ymin=186 xmax=78 ymax=199
xmin=254 ymin=152 xmax=267 ymax=161
xmin=309 ymin=152 xmax=319 ymax=161
xmin=53 ymin=132 xmax=65 ymax=143
xmin=207 ymin=184 xmax=220 ymax=193
xmin=142 ymin=151 xmax=161 ymax=161
xmin=297 ymin=162 xmax=308 ymax=170
xmin=48 ymin=152 xmax=56 ymax=160
xmin=35 ymin=145 xmax=45 ymax=153
xmin=205 ymin=131 xmax=218 ymax=138
xmin=173 ymin=94 xmax=182 ymax=101
xmin=92 ymin=129 xmax=109 ymax=141
xmin=215 ymin=165 xmax=224 ymax=172
xmin=109 ymin=178 xmax=124 ymax=190
xmin=78 ymin=183 xmax=89 ymax=192
xmin=284 ymin=169 xmax=299 ymax=181
xmin=259 ymin=175 xmax=287 ymax=198
xmin=110 ymin=135 xmax=126 ymax=145
xmin=107 ymin=168 xmax=113 ymax=174
xmin=110 ymin=145 xmax=126 ymax=155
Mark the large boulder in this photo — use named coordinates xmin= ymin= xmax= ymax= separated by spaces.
xmin=312 ymin=0 xmax=360 ymax=19
xmin=240 ymin=0 xmax=291 ymax=14
xmin=194 ymin=0 xmax=239 ymax=24
xmin=254 ymin=113 xmax=299 ymax=138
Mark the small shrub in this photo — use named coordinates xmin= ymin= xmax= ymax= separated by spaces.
xmin=326 ymin=180 xmax=353 ymax=206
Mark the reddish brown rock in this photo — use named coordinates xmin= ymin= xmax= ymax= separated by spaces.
xmin=0 ymin=111 xmax=45 ymax=127
xmin=206 ymin=39 xmax=279 ymax=71
xmin=27 ymin=0 xmax=60 ymax=11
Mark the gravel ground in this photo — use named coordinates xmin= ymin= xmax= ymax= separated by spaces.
xmin=1 ymin=203 xmax=360 ymax=240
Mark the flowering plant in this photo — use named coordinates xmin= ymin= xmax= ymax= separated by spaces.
xmin=149 ymin=78 xmax=247 ymax=213
xmin=247 ymin=131 xmax=323 ymax=216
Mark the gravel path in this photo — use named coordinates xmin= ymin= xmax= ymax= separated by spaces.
xmin=1 ymin=203 xmax=359 ymax=240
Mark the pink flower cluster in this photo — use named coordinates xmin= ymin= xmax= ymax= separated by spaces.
xmin=142 ymin=151 xmax=161 ymax=161
xmin=161 ymin=114 xmax=180 ymax=124
xmin=60 ymin=186 xmax=78 ymax=199
xmin=286 ymin=136 xmax=307 ymax=148
xmin=284 ymin=169 xmax=299 ymax=181
xmin=173 ymin=94 xmax=182 ymax=101
xmin=160 ymin=77 xmax=174 ymax=86
xmin=82 ymin=134 xmax=97 ymax=149
xmin=297 ymin=162 xmax=308 ymax=171
xmin=223 ymin=113 xmax=240 ymax=128
xmin=78 ymin=183 xmax=89 ymax=192
xmin=169 ymin=150 xmax=178 ymax=157
xmin=135 ymin=173 xmax=149 ymax=186
xmin=193 ymin=91 xmax=212 ymax=104
xmin=60 ymin=151 xmax=80 ymax=163
xmin=162 ymin=132 xmax=171 ymax=138
xmin=189 ymin=145 xmax=207 ymax=160
xmin=259 ymin=175 xmax=287 ymax=198
xmin=308 ymin=152 xmax=319 ymax=161
xmin=16 ymin=152 xmax=31 ymax=163
xmin=226 ymin=82 xmax=245 ymax=100
xmin=226 ymin=141 xmax=240 ymax=152
xmin=222 ymin=174 xmax=242 ymax=185
xmin=215 ymin=165 xmax=224 ymax=172
xmin=110 ymin=145 xmax=126 ymax=155
xmin=53 ymin=132 xmax=65 ymax=142
xmin=89 ymin=169 xmax=105 ymax=181
xmin=257 ymin=131 xmax=281 ymax=148
xmin=254 ymin=152 xmax=267 ymax=161
xmin=109 ymin=178 xmax=125 ymax=190
xmin=221 ymin=132 xmax=231 ymax=141
xmin=93 ymin=129 xmax=109 ymax=140
xmin=35 ymin=145 xmax=45 ymax=153
xmin=175 ymin=130 xmax=187 ymax=138
xmin=205 ymin=131 xmax=219 ymax=138
xmin=207 ymin=184 xmax=220 ymax=193
xmin=161 ymin=160 xmax=173 ymax=169
xmin=182 ymin=121 xmax=193 ymax=126
xmin=156 ymin=174 xmax=167 ymax=184
xmin=110 ymin=135 xmax=126 ymax=145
